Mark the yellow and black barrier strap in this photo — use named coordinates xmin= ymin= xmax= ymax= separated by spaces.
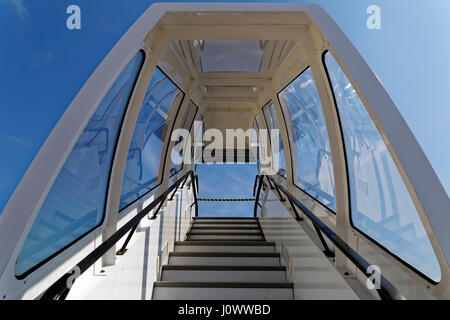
xmin=197 ymin=198 xmax=255 ymax=202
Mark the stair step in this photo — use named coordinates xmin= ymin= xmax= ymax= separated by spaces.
xmin=193 ymin=221 xmax=259 ymax=226
xmin=194 ymin=218 xmax=258 ymax=223
xmin=151 ymin=217 xmax=293 ymax=300
xmin=162 ymin=265 xmax=285 ymax=271
xmin=175 ymin=241 xmax=274 ymax=246
xmin=175 ymin=244 xmax=274 ymax=253
xmin=154 ymin=281 xmax=292 ymax=288
xmin=161 ymin=265 xmax=286 ymax=282
xmin=191 ymin=225 xmax=261 ymax=230
xmin=195 ymin=217 xmax=257 ymax=220
xmin=169 ymin=252 xmax=280 ymax=266
xmin=152 ymin=282 xmax=294 ymax=300
xmin=187 ymin=233 xmax=264 ymax=240
xmin=189 ymin=228 xmax=262 ymax=234
xmin=170 ymin=252 xmax=280 ymax=257
xmin=186 ymin=238 xmax=266 ymax=242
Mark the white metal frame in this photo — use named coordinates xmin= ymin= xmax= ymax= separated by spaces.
xmin=0 ymin=3 xmax=448 ymax=299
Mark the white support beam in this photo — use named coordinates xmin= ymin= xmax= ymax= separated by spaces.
xmin=161 ymin=11 xmax=311 ymax=27
xmin=204 ymin=86 xmax=257 ymax=98
xmin=205 ymin=106 xmax=253 ymax=113
xmin=197 ymin=73 xmax=269 ymax=87
xmin=160 ymin=24 xmax=308 ymax=41
xmin=203 ymin=97 xmax=258 ymax=105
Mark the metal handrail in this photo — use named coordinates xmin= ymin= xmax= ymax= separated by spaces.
xmin=254 ymin=174 xmax=405 ymax=300
xmin=41 ymin=170 xmax=198 ymax=300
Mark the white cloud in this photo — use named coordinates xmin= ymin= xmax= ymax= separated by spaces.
xmin=4 ymin=0 xmax=30 ymax=21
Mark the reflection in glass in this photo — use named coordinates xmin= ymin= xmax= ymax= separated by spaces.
xmin=251 ymin=121 xmax=259 ymax=170
xmin=262 ymin=102 xmax=286 ymax=175
xmin=278 ymin=68 xmax=336 ymax=211
xmin=16 ymin=52 xmax=144 ymax=276
xmin=169 ymin=101 xmax=198 ymax=176
xmin=119 ymin=68 xmax=184 ymax=210
xmin=192 ymin=116 xmax=204 ymax=166
xmin=324 ymin=52 xmax=440 ymax=282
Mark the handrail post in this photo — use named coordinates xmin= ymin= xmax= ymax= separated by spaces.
xmin=273 ymin=184 xmax=286 ymax=202
xmin=253 ymin=175 xmax=259 ymax=196
xmin=265 ymin=176 xmax=285 ymax=201
xmin=254 ymin=175 xmax=264 ymax=217
xmin=168 ymin=184 xmax=179 ymax=201
xmin=195 ymin=174 xmax=199 ymax=194
xmin=313 ymin=225 xmax=335 ymax=258
xmin=190 ymin=172 xmax=199 ymax=217
xmin=266 ymin=178 xmax=275 ymax=189
xmin=116 ymin=222 xmax=140 ymax=255
xmin=288 ymin=198 xmax=303 ymax=221
xmin=169 ymin=173 xmax=189 ymax=201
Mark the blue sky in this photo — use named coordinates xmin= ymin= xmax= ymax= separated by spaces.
xmin=0 ymin=0 xmax=449 ymax=214
xmin=197 ymin=164 xmax=258 ymax=217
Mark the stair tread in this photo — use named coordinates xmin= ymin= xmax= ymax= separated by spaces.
xmin=185 ymin=239 xmax=267 ymax=242
xmin=194 ymin=217 xmax=257 ymax=220
xmin=191 ymin=226 xmax=261 ymax=230
xmin=152 ymin=217 xmax=294 ymax=300
xmin=162 ymin=265 xmax=286 ymax=271
xmin=170 ymin=252 xmax=279 ymax=257
xmin=193 ymin=221 xmax=259 ymax=225
xmin=175 ymin=241 xmax=274 ymax=246
xmin=154 ymin=281 xmax=293 ymax=288
xmin=188 ymin=232 xmax=262 ymax=236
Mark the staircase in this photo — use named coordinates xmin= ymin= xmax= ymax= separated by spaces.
xmin=152 ymin=217 xmax=294 ymax=300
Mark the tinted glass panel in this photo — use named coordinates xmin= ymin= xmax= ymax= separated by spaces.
xmin=278 ymin=68 xmax=336 ymax=211
xmin=262 ymin=102 xmax=286 ymax=175
xmin=201 ymin=40 xmax=263 ymax=72
xmin=119 ymin=68 xmax=184 ymax=210
xmin=170 ymin=101 xmax=198 ymax=176
xmin=193 ymin=116 xmax=204 ymax=165
xmin=16 ymin=52 xmax=144 ymax=276
xmin=251 ymin=122 xmax=258 ymax=170
xmin=324 ymin=52 xmax=440 ymax=282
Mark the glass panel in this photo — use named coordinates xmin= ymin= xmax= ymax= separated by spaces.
xmin=262 ymin=102 xmax=286 ymax=176
xmin=169 ymin=101 xmax=198 ymax=176
xmin=324 ymin=52 xmax=441 ymax=282
xmin=255 ymin=115 xmax=261 ymax=130
xmin=278 ymin=68 xmax=336 ymax=211
xmin=119 ymin=68 xmax=184 ymax=210
xmin=16 ymin=52 xmax=144 ymax=276
xmin=201 ymin=40 xmax=263 ymax=72
xmin=193 ymin=115 xmax=204 ymax=165
xmin=251 ymin=122 xmax=259 ymax=170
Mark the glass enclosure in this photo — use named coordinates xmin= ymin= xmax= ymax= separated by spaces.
xmin=324 ymin=51 xmax=440 ymax=282
xmin=119 ymin=67 xmax=184 ymax=210
xmin=16 ymin=52 xmax=144 ymax=276
xmin=278 ymin=67 xmax=336 ymax=211
xmin=262 ymin=101 xmax=286 ymax=176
